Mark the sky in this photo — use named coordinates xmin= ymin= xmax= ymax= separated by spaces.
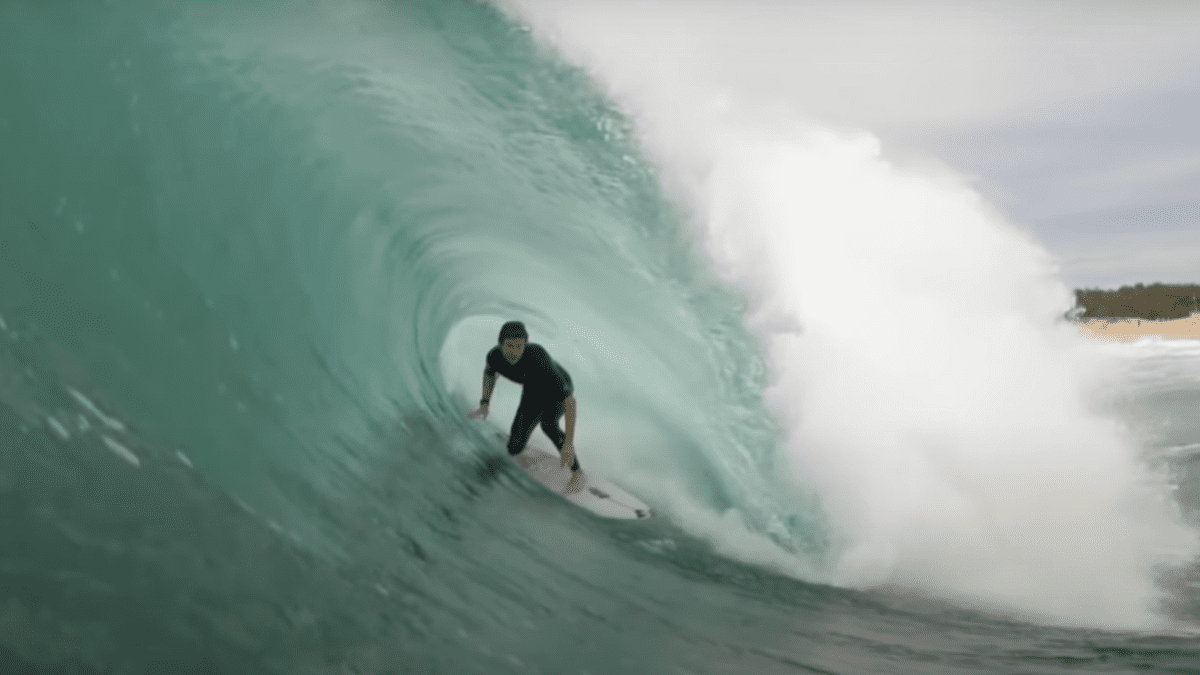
xmin=506 ymin=0 xmax=1200 ymax=290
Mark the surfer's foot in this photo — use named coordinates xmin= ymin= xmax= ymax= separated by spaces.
xmin=564 ymin=470 xmax=582 ymax=494
xmin=514 ymin=454 xmax=536 ymax=469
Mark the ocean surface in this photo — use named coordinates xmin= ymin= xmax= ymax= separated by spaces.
xmin=2 ymin=2 xmax=1200 ymax=673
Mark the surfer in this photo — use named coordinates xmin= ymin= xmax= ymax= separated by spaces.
xmin=468 ymin=321 xmax=581 ymax=492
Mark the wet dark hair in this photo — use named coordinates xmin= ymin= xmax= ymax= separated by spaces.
xmin=498 ymin=321 xmax=528 ymax=344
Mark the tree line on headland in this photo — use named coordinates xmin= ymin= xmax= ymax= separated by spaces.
xmin=1071 ymin=283 xmax=1200 ymax=320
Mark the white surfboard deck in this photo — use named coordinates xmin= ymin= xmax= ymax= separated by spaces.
xmin=499 ymin=433 xmax=652 ymax=520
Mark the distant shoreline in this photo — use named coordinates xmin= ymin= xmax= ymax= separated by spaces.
xmin=1068 ymin=282 xmax=1200 ymax=341
xmin=1074 ymin=315 xmax=1200 ymax=342
xmin=1072 ymin=282 xmax=1199 ymax=321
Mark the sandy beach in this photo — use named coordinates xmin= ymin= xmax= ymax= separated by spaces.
xmin=1075 ymin=314 xmax=1200 ymax=342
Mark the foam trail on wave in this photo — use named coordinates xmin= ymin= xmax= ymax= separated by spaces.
xmin=507 ymin=0 xmax=1200 ymax=629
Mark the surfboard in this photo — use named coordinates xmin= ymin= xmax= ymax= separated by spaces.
xmin=498 ymin=433 xmax=652 ymax=519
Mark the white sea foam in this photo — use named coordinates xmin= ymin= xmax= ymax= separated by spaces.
xmin=102 ymin=435 xmax=140 ymax=467
xmin=68 ymin=387 xmax=127 ymax=432
xmin=508 ymin=0 xmax=1200 ymax=629
xmin=45 ymin=415 xmax=70 ymax=441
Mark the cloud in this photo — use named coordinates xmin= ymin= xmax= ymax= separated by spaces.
xmin=1062 ymin=152 xmax=1200 ymax=206
xmin=1054 ymin=230 xmax=1200 ymax=288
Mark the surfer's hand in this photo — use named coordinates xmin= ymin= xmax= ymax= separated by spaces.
xmin=467 ymin=404 xmax=489 ymax=420
xmin=559 ymin=440 xmax=576 ymax=470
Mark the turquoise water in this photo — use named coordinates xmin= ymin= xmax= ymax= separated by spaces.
xmin=1 ymin=2 xmax=1199 ymax=673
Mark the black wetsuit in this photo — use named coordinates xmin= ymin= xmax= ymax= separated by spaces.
xmin=485 ymin=343 xmax=577 ymax=469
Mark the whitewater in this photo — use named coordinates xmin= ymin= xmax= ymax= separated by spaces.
xmin=1 ymin=1 xmax=1198 ymax=673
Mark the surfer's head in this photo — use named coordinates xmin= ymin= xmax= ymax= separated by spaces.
xmin=498 ymin=321 xmax=527 ymax=364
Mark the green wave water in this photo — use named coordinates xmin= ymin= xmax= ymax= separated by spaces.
xmin=2 ymin=2 xmax=1199 ymax=674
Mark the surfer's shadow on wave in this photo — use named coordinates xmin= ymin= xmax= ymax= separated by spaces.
xmin=470 ymin=453 xmax=518 ymax=484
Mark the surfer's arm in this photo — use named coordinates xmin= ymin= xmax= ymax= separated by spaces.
xmin=563 ymin=394 xmax=576 ymax=446
xmin=560 ymin=394 xmax=580 ymax=479
xmin=481 ymin=369 xmax=497 ymax=403
xmin=468 ymin=368 xmax=497 ymax=419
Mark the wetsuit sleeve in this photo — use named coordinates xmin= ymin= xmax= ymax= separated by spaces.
xmin=553 ymin=361 xmax=573 ymax=399
xmin=534 ymin=345 xmax=572 ymax=399
xmin=527 ymin=345 xmax=554 ymax=393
